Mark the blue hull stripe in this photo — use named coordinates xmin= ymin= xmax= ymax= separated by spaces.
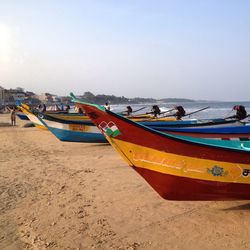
xmin=49 ymin=127 xmax=107 ymax=143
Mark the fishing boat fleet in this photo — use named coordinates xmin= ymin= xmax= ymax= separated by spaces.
xmin=16 ymin=95 xmax=250 ymax=201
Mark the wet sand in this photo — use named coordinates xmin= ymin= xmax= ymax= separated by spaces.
xmin=1 ymin=113 xmax=250 ymax=249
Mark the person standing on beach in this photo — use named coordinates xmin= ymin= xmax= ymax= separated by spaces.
xmin=10 ymin=107 xmax=16 ymax=126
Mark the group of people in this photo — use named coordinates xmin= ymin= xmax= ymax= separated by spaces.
xmin=150 ymin=105 xmax=186 ymax=119
xmin=7 ymin=102 xmax=249 ymax=127
xmin=38 ymin=103 xmax=71 ymax=113
xmin=103 ymin=102 xmax=248 ymax=121
xmin=150 ymin=104 xmax=249 ymax=120
xmin=104 ymin=102 xmax=133 ymax=116
xmin=103 ymin=102 xmax=187 ymax=119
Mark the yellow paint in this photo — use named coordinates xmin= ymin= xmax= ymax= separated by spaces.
xmin=35 ymin=124 xmax=48 ymax=130
xmin=21 ymin=103 xmax=30 ymax=110
xmin=129 ymin=116 xmax=177 ymax=122
xmin=19 ymin=106 xmax=47 ymax=130
xmin=48 ymin=113 xmax=176 ymax=122
xmin=69 ymin=124 xmax=91 ymax=132
xmin=48 ymin=113 xmax=90 ymax=121
xmin=109 ymin=138 xmax=250 ymax=184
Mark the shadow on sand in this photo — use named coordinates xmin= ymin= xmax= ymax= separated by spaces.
xmin=222 ymin=203 xmax=250 ymax=211
xmin=0 ymin=123 xmax=13 ymax=127
xmin=23 ymin=122 xmax=35 ymax=128
xmin=87 ymin=143 xmax=110 ymax=148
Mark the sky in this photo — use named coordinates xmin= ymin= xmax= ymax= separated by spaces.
xmin=0 ymin=0 xmax=250 ymax=101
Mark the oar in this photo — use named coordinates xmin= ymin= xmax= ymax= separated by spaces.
xmin=141 ymin=108 xmax=178 ymax=121
xmin=139 ymin=108 xmax=176 ymax=122
xmin=160 ymin=108 xmax=176 ymax=115
xmin=225 ymin=113 xmax=250 ymax=120
xmin=132 ymin=106 xmax=146 ymax=113
xmin=184 ymin=106 xmax=210 ymax=117
xmin=118 ymin=106 xmax=147 ymax=115
xmin=146 ymin=108 xmax=175 ymax=115
xmin=162 ymin=106 xmax=210 ymax=118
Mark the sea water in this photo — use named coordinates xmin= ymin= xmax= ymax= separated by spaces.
xmin=110 ymin=101 xmax=250 ymax=120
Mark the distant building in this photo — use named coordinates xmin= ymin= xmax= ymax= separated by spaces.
xmin=36 ymin=93 xmax=60 ymax=103
xmin=22 ymin=91 xmax=38 ymax=105
xmin=0 ymin=86 xmax=5 ymax=104
xmin=25 ymin=91 xmax=36 ymax=98
xmin=8 ymin=88 xmax=26 ymax=102
xmin=60 ymin=96 xmax=72 ymax=103
xmin=15 ymin=87 xmax=24 ymax=92
xmin=0 ymin=87 xmax=26 ymax=105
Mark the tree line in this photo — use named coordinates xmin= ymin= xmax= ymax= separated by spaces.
xmin=78 ymin=91 xmax=195 ymax=105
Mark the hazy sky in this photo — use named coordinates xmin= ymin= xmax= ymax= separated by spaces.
xmin=0 ymin=0 xmax=250 ymax=101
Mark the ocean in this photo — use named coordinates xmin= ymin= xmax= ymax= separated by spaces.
xmin=110 ymin=101 xmax=250 ymax=120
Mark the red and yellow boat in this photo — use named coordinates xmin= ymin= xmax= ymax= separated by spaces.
xmin=71 ymin=94 xmax=250 ymax=201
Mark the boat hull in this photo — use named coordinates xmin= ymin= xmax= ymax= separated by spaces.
xmin=72 ymin=99 xmax=250 ymax=201
xmin=49 ymin=126 xmax=107 ymax=143
xmin=37 ymin=115 xmax=107 ymax=143
xmin=134 ymin=166 xmax=250 ymax=201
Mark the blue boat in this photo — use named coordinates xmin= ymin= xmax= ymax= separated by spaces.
xmin=151 ymin=123 xmax=250 ymax=139
xmin=36 ymin=114 xmax=107 ymax=143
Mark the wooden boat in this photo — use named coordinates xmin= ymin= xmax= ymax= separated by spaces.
xmin=71 ymin=96 xmax=250 ymax=201
xmin=36 ymin=113 xmax=106 ymax=143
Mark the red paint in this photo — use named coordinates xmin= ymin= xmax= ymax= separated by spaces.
xmin=134 ymin=166 xmax=250 ymax=201
xmin=77 ymin=103 xmax=250 ymax=164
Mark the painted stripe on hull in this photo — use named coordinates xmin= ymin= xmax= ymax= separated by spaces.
xmin=154 ymin=124 xmax=250 ymax=134
xmin=109 ymin=138 xmax=250 ymax=184
xmin=47 ymin=113 xmax=89 ymax=122
xmin=107 ymin=137 xmax=250 ymax=200
xmin=134 ymin=167 xmax=250 ymax=200
xmin=40 ymin=117 xmax=106 ymax=143
xmin=44 ymin=116 xmax=102 ymax=134
xmin=34 ymin=124 xmax=48 ymax=130
xmin=16 ymin=113 xmax=29 ymax=120
xmin=156 ymin=130 xmax=250 ymax=139
xmin=49 ymin=127 xmax=107 ymax=143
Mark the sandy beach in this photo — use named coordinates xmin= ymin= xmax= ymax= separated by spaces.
xmin=1 ymin=113 xmax=250 ymax=250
